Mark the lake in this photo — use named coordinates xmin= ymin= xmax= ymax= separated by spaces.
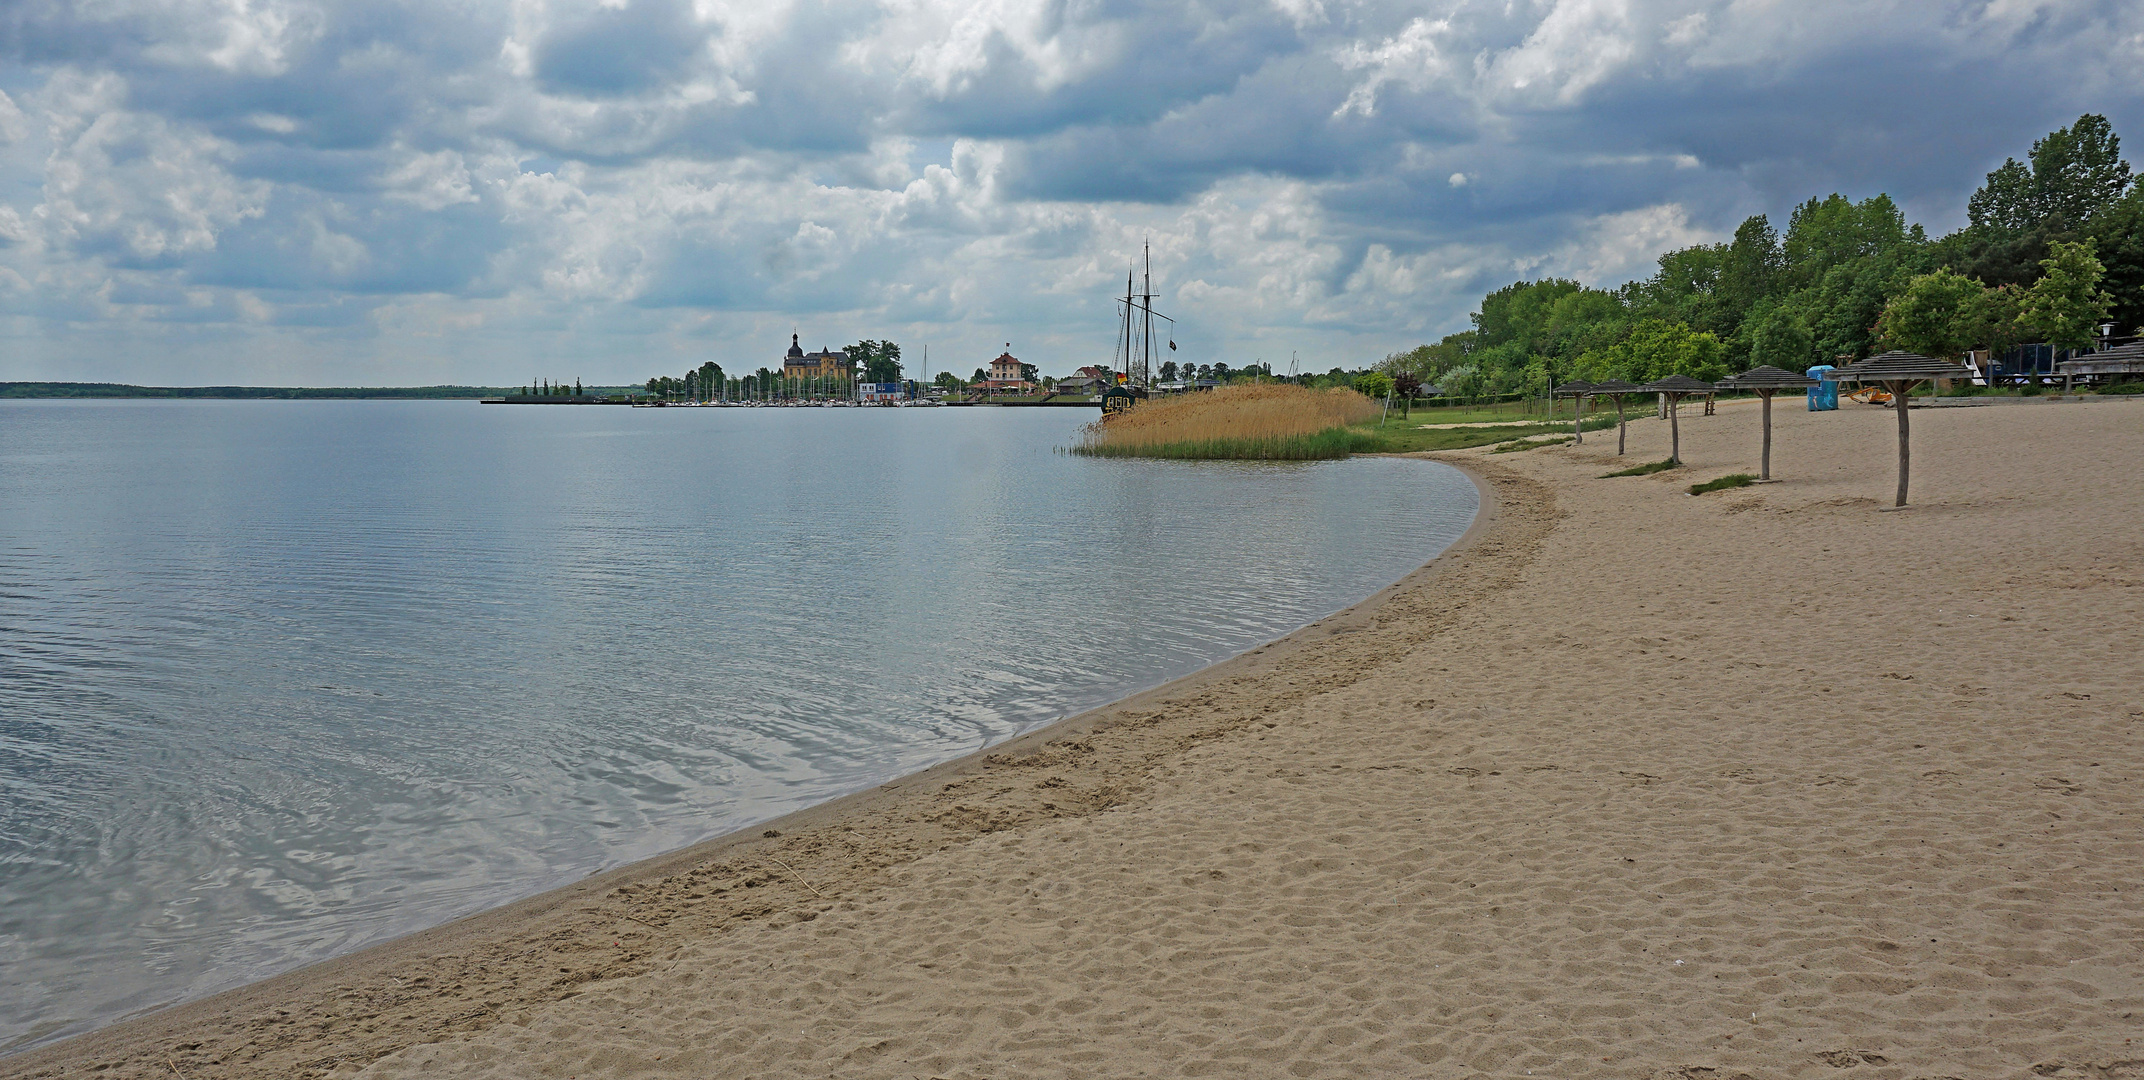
xmin=0 ymin=399 xmax=1477 ymax=1051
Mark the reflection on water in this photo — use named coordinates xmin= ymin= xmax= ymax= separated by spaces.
xmin=0 ymin=399 xmax=1476 ymax=1050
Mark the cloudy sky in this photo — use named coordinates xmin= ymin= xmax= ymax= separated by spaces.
xmin=0 ymin=0 xmax=2139 ymax=385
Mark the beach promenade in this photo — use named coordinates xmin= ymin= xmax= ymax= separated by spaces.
xmin=10 ymin=398 xmax=2140 ymax=1080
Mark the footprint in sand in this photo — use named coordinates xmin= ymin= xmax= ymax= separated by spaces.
xmin=1816 ymin=1049 xmax=1891 ymax=1067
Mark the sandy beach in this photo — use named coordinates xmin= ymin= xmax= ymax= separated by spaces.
xmin=9 ymin=394 xmax=2142 ymax=1080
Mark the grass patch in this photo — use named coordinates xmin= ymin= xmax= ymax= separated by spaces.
xmin=2098 ymin=382 xmax=2144 ymax=395
xmin=1488 ymin=435 xmax=1574 ymax=453
xmin=1073 ymin=384 xmax=1381 ymax=459
xmin=1363 ymin=414 xmax=1618 ymax=454
xmin=1688 ymin=473 xmax=1758 ymax=495
xmin=1072 ymin=425 xmax=1378 ymax=460
xmin=1600 ymin=458 xmax=1679 ymax=477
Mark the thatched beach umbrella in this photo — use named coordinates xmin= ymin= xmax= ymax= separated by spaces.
xmin=1552 ymin=380 xmax=1595 ymax=443
xmin=1586 ymin=378 xmax=1644 ymax=455
xmin=1635 ymin=374 xmax=1716 ymax=465
xmin=1829 ymin=351 xmax=1976 ymax=508
xmin=1718 ymin=365 xmax=1818 ymax=482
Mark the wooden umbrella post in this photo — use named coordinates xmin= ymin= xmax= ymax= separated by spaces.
xmin=1632 ymin=376 xmax=1712 ymax=467
xmin=1825 ymin=353 xmax=1967 ymax=509
xmin=1890 ymin=378 xmax=1911 ymax=508
xmin=1760 ymin=389 xmax=1773 ymax=481
xmin=1552 ymin=382 xmax=1594 ymax=446
xmin=1668 ymin=393 xmax=1681 ymax=464
xmin=1586 ymin=380 xmax=1642 ymax=457
xmin=1718 ymin=367 xmax=1813 ymax=483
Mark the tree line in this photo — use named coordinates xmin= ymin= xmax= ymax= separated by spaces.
xmin=1380 ymin=114 xmax=2141 ymax=397
xmin=640 ymin=341 xmax=907 ymax=401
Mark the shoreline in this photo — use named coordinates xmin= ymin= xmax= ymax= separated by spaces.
xmin=4 ymin=459 xmax=1527 ymax=1080
xmin=17 ymin=396 xmax=2143 ymax=1078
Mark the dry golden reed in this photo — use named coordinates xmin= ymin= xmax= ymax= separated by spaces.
xmin=1073 ymin=384 xmax=1383 ymax=459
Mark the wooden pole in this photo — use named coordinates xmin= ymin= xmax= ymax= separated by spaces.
xmin=1668 ymin=393 xmax=1681 ymax=464
xmin=1891 ymin=379 xmax=1911 ymax=507
xmin=1616 ymin=396 xmax=1626 ymax=455
xmin=1573 ymin=394 xmax=1583 ymax=444
xmin=1760 ymin=389 xmax=1773 ymax=481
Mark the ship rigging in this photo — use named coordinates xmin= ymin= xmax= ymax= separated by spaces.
xmin=1101 ymin=242 xmax=1173 ymax=415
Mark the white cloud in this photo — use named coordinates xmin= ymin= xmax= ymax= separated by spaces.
xmin=1333 ymin=16 xmax=1453 ymax=118
xmin=32 ymin=73 xmax=269 ymax=261
xmin=1536 ymin=202 xmax=1719 ymax=285
xmin=0 ymin=0 xmax=2140 ymax=383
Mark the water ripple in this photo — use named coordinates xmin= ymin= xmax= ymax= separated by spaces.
xmin=0 ymin=399 xmax=1474 ymax=1051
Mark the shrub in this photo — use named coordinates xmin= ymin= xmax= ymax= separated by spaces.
xmin=2098 ymin=382 xmax=2144 ymax=395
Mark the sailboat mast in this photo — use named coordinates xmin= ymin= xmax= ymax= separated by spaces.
xmin=1117 ymin=263 xmax=1135 ymax=385
xmin=1136 ymin=243 xmax=1155 ymax=390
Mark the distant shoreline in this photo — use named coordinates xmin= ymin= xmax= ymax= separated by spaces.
xmin=0 ymin=382 xmax=544 ymax=400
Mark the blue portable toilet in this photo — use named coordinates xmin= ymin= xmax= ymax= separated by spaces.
xmin=1806 ymin=365 xmax=1838 ymax=411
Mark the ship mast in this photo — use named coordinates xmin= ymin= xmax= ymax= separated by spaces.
xmin=1115 ymin=242 xmax=1172 ymax=391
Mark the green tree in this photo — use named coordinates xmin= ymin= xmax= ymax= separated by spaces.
xmin=1967 ymin=284 xmax=2028 ymax=357
xmin=850 ymin=340 xmax=902 ymax=383
xmin=1608 ymin=320 xmax=1726 ymax=383
xmin=1744 ymin=302 xmax=1816 ymax=371
xmin=2019 ymin=240 xmax=2113 ymax=352
xmin=2088 ymin=182 xmax=2144 ymax=333
xmin=1953 ymin=115 xmax=2134 ymax=288
xmin=1877 ymin=269 xmax=1985 ymax=358
xmin=1353 ymin=371 xmax=1394 ymax=399
xmin=1969 ymin=114 xmax=2131 ymax=236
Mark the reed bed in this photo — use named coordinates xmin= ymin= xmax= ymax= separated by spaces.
xmin=1071 ymin=384 xmax=1383 ymax=460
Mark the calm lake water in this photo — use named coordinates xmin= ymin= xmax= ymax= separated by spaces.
xmin=0 ymin=399 xmax=1476 ymax=1050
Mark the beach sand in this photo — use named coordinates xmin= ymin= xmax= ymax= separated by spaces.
xmin=8 ymin=396 xmax=2141 ymax=1080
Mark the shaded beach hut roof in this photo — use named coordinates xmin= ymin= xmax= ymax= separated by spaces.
xmin=1587 ymin=378 xmax=1643 ymax=394
xmin=1637 ymin=374 xmax=1719 ymax=394
xmin=1720 ymin=365 xmax=1819 ymax=390
xmin=1552 ymin=380 xmax=1595 ymax=396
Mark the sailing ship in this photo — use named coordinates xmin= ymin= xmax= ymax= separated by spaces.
xmin=1100 ymin=243 xmax=1173 ymax=415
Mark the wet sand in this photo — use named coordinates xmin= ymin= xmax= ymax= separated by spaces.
xmin=8 ymin=396 xmax=2142 ymax=1080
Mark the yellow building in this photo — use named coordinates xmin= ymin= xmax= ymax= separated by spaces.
xmin=782 ymin=334 xmax=850 ymax=381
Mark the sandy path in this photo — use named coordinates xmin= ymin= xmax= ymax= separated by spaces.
xmin=10 ymin=397 xmax=2142 ymax=1080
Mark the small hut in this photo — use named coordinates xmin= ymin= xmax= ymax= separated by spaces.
xmin=1718 ymin=365 xmax=1818 ymax=481
xmin=1635 ymin=374 xmax=1716 ymax=465
xmin=1552 ymin=381 xmax=1595 ymax=443
xmin=1587 ymin=378 xmax=1644 ymax=455
xmin=1828 ymin=351 xmax=1976 ymax=508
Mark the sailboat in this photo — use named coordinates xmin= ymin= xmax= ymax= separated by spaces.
xmin=1100 ymin=243 xmax=1173 ymax=416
